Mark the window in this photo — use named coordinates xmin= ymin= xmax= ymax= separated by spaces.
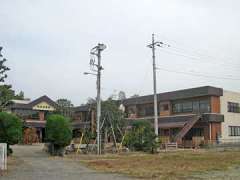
xmin=192 ymin=101 xmax=200 ymax=113
xmin=199 ymin=100 xmax=210 ymax=113
xmin=182 ymin=102 xmax=193 ymax=112
xmin=172 ymin=103 xmax=182 ymax=113
xmin=145 ymin=105 xmax=154 ymax=116
xmin=228 ymin=102 xmax=240 ymax=113
xmin=160 ymin=104 xmax=169 ymax=111
xmin=229 ymin=126 xmax=240 ymax=136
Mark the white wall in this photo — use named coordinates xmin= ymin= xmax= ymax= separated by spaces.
xmin=220 ymin=90 xmax=240 ymax=141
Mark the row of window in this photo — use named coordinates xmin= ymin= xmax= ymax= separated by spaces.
xmin=172 ymin=100 xmax=210 ymax=113
xmin=229 ymin=126 xmax=240 ymax=136
xmin=228 ymin=102 xmax=240 ymax=113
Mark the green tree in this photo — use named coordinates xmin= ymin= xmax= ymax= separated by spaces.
xmin=0 ymin=112 xmax=23 ymax=155
xmin=45 ymin=114 xmax=72 ymax=156
xmin=56 ymin=99 xmax=74 ymax=119
xmin=0 ymin=47 xmax=24 ymax=111
xmin=118 ymin=91 xmax=126 ymax=101
xmin=0 ymin=47 xmax=10 ymax=83
xmin=101 ymin=99 xmax=126 ymax=147
xmin=123 ymin=120 xmax=158 ymax=153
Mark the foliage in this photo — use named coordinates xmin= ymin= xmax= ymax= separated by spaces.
xmin=101 ymin=99 xmax=126 ymax=143
xmin=0 ymin=47 xmax=10 ymax=83
xmin=123 ymin=120 xmax=158 ymax=153
xmin=0 ymin=48 xmax=24 ymax=111
xmin=45 ymin=114 xmax=72 ymax=155
xmin=130 ymin=94 xmax=140 ymax=98
xmin=0 ymin=112 xmax=23 ymax=155
xmin=15 ymin=91 xmax=25 ymax=100
xmin=56 ymin=98 xmax=74 ymax=119
xmin=118 ymin=91 xmax=126 ymax=101
xmin=82 ymin=129 xmax=96 ymax=145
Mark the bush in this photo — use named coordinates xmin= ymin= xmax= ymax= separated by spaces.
xmin=0 ymin=112 xmax=23 ymax=155
xmin=45 ymin=114 xmax=72 ymax=156
xmin=123 ymin=120 xmax=158 ymax=153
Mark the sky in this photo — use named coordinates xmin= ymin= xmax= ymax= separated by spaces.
xmin=1 ymin=0 xmax=240 ymax=105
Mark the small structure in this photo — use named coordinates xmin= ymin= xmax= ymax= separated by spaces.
xmin=0 ymin=143 xmax=7 ymax=171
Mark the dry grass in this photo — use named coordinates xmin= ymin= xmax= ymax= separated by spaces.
xmin=69 ymin=149 xmax=240 ymax=179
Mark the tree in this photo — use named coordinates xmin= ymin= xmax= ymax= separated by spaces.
xmin=0 ymin=47 xmax=24 ymax=111
xmin=45 ymin=114 xmax=72 ymax=156
xmin=101 ymin=99 xmax=126 ymax=149
xmin=118 ymin=91 xmax=126 ymax=101
xmin=56 ymin=99 xmax=74 ymax=119
xmin=0 ymin=47 xmax=10 ymax=83
xmin=15 ymin=91 xmax=24 ymax=100
xmin=123 ymin=120 xmax=158 ymax=153
xmin=0 ymin=112 xmax=23 ymax=155
xmin=130 ymin=94 xmax=140 ymax=98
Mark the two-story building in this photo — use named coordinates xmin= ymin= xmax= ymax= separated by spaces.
xmin=73 ymin=86 xmax=240 ymax=146
xmin=8 ymin=95 xmax=57 ymax=142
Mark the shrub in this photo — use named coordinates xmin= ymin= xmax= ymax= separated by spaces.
xmin=0 ymin=112 xmax=23 ymax=155
xmin=123 ymin=120 xmax=158 ymax=153
xmin=45 ymin=114 xmax=72 ymax=156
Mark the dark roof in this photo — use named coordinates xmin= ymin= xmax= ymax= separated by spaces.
xmin=123 ymin=86 xmax=223 ymax=105
xmin=28 ymin=95 xmax=57 ymax=107
xmin=10 ymin=95 xmax=57 ymax=110
xmin=10 ymin=103 xmax=32 ymax=110
xmin=126 ymin=114 xmax=198 ymax=128
xmin=74 ymin=105 xmax=90 ymax=112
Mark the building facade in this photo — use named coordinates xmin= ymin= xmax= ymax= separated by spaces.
xmin=74 ymin=86 xmax=240 ymax=146
xmin=8 ymin=96 xmax=57 ymax=142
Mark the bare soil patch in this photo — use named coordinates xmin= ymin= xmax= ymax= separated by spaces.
xmin=70 ymin=150 xmax=240 ymax=179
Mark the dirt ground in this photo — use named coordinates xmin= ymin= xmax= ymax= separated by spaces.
xmin=1 ymin=144 xmax=131 ymax=180
xmin=73 ymin=150 xmax=240 ymax=179
xmin=2 ymin=145 xmax=240 ymax=180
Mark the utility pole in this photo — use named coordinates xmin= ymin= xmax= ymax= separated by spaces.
xmin=84 ymin=43 xmax=106 ymax=155
xmin=147 ymin=34 xmax=169 ymax=136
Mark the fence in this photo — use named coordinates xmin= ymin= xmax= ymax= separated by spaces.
xmin=0 ymin=143 xmax=7 ymax=171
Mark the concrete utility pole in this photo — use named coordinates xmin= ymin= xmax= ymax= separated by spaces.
xmin=84 ymin=43 xmax=106 ymax=155
xmin=147 ymin=34 xmax=169 ymax=136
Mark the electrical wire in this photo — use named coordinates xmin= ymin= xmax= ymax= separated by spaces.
xmin=156 ymin=67 xmax=240 ymax=81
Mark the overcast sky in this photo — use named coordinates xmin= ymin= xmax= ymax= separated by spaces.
xmin=1 ymin=0 xmax=240 ymax=105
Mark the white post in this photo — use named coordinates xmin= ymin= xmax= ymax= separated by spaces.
xmin=0 ymin=143 xmax=7 ymax=170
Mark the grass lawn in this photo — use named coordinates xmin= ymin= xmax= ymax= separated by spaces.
xmin=69 ymin=149 xmax=240 ymax=179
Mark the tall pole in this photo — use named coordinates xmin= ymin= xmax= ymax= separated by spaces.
xmin=85 ymin=43 xmax=106 ymax=155
xmin=87 ymin=43 xmax=106 ymax=155
xmin=96 ymin=44 xmax=102 ymax=155
xmin=147 ymin=34 xmax=169 ymax=136
xmin=152 ymin=34 xmax=159 ymax=136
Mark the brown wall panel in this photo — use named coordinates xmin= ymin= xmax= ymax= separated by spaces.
xmin=211 ymin=96 xmax=220 ymax=113
xmin=210 ymin=122 xmax=221 ymax=140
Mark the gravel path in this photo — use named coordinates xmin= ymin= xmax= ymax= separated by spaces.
xmin=2 ymin=145 xmax=132 ymax=180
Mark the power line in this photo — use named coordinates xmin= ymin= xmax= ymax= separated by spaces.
xmin=156 ymin=67 xmax=240 ymax=81
xmin=155 ymin=33 xmax=240 ymax=67
xmin=158 ymin=48 xmax=240 ymax=71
